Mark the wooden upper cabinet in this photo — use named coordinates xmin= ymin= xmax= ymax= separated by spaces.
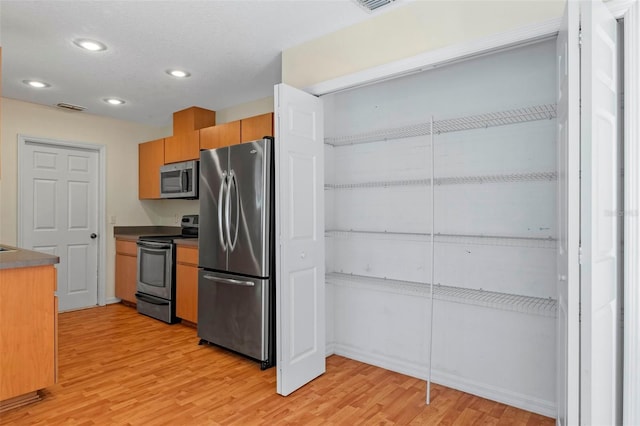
xmin=200 ymin=120 xmax=241 ymax=150
xmin=173 ymin=107 xmax=216 ymax=135
xmin=164 ymin=130 xmax=200 ymax=163
xmin=240 ymin=113 xmax=274 ymax=143
xmin=165 ymin=106 xmax=215 ymax=163
xmin=138 ymin=138 xmax=164 ymax=199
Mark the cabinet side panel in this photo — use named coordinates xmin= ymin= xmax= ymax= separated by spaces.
xmin=0 ymin=266 xmax=56 ymax=400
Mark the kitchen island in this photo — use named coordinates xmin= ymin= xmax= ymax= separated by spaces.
xmin=0 ymin=244 xmax=59 ymax=412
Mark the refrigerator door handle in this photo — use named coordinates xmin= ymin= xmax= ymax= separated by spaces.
xmin=226 ymin=170 xmax=240 ymax=251
xmin=202 ymin=274 xmax=255 ymax=287
xmin=217 ymin=172 xmax=228 ymax=251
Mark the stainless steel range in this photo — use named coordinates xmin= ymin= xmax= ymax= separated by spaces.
xmin=136 ymin=215 xmax=198 ymax=323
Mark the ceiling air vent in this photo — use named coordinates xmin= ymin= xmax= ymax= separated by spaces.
xmin=354 ymin=0 xmax=395 ymax=11
xmin=56 ymin=102 xmax=86 ymax=112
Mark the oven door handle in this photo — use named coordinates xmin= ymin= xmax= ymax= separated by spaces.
xmin=135 ymin=293 xmax=170 ymax=305
xmin=137 ymin=242 xmax=172 ymax=250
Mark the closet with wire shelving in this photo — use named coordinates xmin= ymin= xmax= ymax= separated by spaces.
xmin=322 ymin=38 xmax=558 ymax=416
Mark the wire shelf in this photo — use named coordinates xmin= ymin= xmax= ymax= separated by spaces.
xmin=324 ymin=104 xmax=557 ymax=146
xmin=324 ymin=171 xmax=557 ymax=190
xmin=325 ymin=229 xmax=557 ymax=249
xmin=325 ymin=272 xmax=557 ymax=317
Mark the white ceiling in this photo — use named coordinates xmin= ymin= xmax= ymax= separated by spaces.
xmin=1 ymin=1 xmax=399 ymax=127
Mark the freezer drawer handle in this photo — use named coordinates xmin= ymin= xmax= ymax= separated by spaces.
xmin=202 ymin=275 xmax=255 ymax=287
xmin=135 ymin=293 xmax=170 ymax=305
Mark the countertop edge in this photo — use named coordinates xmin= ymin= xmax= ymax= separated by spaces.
xmin=0 ymin=245 xmax=60 ymax=270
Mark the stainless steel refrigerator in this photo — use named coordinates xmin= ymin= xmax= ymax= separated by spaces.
xmin=198 ymin=137 xmax=274 ymax=369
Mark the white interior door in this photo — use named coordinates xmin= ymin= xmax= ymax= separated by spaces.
xmin=274 ymin=83 xmax=326 ymax=396
xmin=580 ymin=0 xmax=621 ymax=424
xmin=20 ymin=139 xmax=99 ymax=311
xmin=556 ymin=2 xmax=581 ymax=424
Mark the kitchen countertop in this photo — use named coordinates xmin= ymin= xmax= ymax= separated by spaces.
xmin=0 ymin=244 xmax=60 ymax=270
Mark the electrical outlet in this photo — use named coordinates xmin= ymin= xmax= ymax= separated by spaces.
xmin=110 ymin=215 xmax=117 ymax=225
xmin=174 ymin=213 xmax=180 ymax=224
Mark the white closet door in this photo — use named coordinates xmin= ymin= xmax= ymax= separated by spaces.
xmin=580 ymin=0 xmax=621 ymax=425
xmin=274 ymin=83 xmax=326 ymax=396
xmin=556 ymin=1 xmax=580 ymax=425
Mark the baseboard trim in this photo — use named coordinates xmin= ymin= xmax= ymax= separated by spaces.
xmin=330 ymin=342 xmax=556 ymax=418
xmin=106 ymin=297 xmax=121 ymax=305
xmin=326 ymin=342 xmax=336 ymax=357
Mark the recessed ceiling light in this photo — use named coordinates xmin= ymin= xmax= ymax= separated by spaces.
xmin=166 ymin=69 xmax=191 ymax=78
xmin=104 ymin=98 xmax=125 ymax=105
xmin=23 ymin=80 xmax=50 ymax=88
xmin=74 ymin=39 xmax=107 ymax=52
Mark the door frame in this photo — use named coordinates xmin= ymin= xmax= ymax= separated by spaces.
xmin=621 ymin=2 xmax=640 ymax=425
xmin=299 ymin=4 xmax=639 ymax=423
xmin=17 ymin=135 xmax=107 ymax=307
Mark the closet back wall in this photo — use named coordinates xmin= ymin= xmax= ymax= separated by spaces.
xmin=323 ymin=39 xmax=557 ymax=416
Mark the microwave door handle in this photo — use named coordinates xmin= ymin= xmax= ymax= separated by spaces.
xmin=217 ymin=172 xmax=228 ymax=251
xmin=181 ymin=169 xmax=189 ymax=191
xmin=227 ymin=171 xmax=240 ymax=250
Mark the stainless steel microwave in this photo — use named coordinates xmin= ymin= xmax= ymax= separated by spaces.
xmin=160 ymin=160 xmax=198 ymax=199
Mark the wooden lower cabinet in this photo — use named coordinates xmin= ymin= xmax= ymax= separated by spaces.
xmin=0 ymin=265 xmax=57 ymax=404
xmin=115 ymin=240 xmax=137 ymax=304
xmin=176 ymin=245 xmax=198 ymax=324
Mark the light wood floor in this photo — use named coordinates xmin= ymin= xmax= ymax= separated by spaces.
xmin=0 ymin=304 xmax=554 ymax=425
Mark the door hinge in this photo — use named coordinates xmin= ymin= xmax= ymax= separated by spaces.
xmin=578 ymin=302 xmax=581 ymax=323
xmin=578 ymin=30 xmax=583 ymax=47
xmin=578 ymin=245 xmax=583 ymax=264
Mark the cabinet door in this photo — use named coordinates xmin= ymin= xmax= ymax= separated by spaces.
xmin=176 ymin=245 xmax=199 ymax=323
xmin=200 ymin=121 xmax=241 ymax=150
xmin=138 ymin=139 xmax=164 ymax=199
xmin=165 ymin=130 xmax=200 ymax=163
xmin=200 ymin=125 xmax=219 ymax=150
xmin=0 ymin=265 xmax=56 ymax=400
xmin=241 ymin=113 xmax=274 ymax=143
xmin=115 ymin=241 xmax=138 ymax=304
xmin=176 ymin=263 xmax=198 ymax=323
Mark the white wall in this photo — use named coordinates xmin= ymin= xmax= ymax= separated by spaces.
xmin=282 ymin=0 xmax=564 ymax=89
xmin=215 ymin=96 xmax=273 ymax=124
xmin=0 ymin=97 xmax=170 ymax=300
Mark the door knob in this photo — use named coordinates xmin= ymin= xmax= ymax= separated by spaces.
xmin=90 ymin=233 xmax=98 ymax=239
